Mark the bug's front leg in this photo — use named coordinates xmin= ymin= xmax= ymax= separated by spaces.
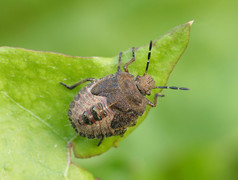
xmin=147 ymin=93 xmax=164 ymax=107
xmin=124 ymin=47 xmax=135 ymax=73
xmin=60 ymin=78 xmax=95 ymax=90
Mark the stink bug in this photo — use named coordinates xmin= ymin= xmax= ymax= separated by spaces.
xmin=60 ymin=40 xmax=189 ymax=146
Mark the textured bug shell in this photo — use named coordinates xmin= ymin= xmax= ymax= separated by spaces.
xmin=68 ymin=79 xmax=117 ymax=139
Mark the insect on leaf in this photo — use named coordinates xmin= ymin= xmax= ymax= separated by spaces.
xmin=0 ymin=21 xmax=192 ymax=179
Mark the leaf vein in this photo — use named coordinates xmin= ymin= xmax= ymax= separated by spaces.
xmin=0 ymin=91 xmax=65 ymax=140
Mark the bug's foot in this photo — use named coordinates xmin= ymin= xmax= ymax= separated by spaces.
xmin=97 ymin=136 xmax=104 ymax=146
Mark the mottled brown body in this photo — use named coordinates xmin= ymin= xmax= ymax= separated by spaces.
xmin=61 ymin=40 xmax=189 ymax=146
xmin=68 ymin=72 xmax=148 ymax=140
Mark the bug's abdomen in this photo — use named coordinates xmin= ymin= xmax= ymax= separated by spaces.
xmin=68 ymin=86 xmax=115 ymax=139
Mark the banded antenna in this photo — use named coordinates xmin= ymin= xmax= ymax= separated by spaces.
xmin=154 ymin=86 xmax=190 ymax=90
xmin=117 ymin=52 xmax=122 ymax=72
xmin=144 ymin=40 xmax=152 ymax=75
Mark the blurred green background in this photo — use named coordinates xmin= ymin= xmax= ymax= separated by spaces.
xmin=1 ymin=0 xmax=237 ymax=180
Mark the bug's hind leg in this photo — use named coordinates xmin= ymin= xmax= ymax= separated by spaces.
xmin=147 ymin=93 xmax=165 ymax=107
xmin=60 ymin=78 xmax=95 ymax=90
xmin=124 ymin=47 xmax=135 ymax=73
xmin=97 ymin=136 xmax=104 ymax=146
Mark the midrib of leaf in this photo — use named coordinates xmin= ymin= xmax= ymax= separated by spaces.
xmin=0 ymin=91 xmax=65 ymax=140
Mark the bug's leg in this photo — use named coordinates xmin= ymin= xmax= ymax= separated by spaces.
xmin=97 ymin=136 xmax=104 ymax=146
xmin=60 ymin=78 xmax=95 ymax=90
xmin=147 ymin=93 xmax=164 ymax=107
xmin=117 ymin=52 xmax=123 ymax=72
xmin=124 ymin=47 xmax=135 ymax=73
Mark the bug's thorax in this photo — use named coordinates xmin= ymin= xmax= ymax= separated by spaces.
xmin=135 ymin=75 xmax=155 ymax=96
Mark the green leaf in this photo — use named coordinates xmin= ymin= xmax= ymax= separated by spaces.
xmin=0 ymin=21 xmax=192 ymax=178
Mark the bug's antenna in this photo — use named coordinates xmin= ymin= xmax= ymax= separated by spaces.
xmin=118 ymin=52 xmax=122 ymax=72
xmin=154 ymin=86 xmax=190 ymax=90
xmin=144 ymin=40 xmax=152 ymax=75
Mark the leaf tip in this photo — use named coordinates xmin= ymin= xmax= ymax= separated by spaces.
xmin=187 ymin=20 xmax=194 ymax=26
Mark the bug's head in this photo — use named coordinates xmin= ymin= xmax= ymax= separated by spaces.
xmin=136 ymin=40 xmax=190 ymax=95
xmin=136 ymin=75 xmax=155 ymax=95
